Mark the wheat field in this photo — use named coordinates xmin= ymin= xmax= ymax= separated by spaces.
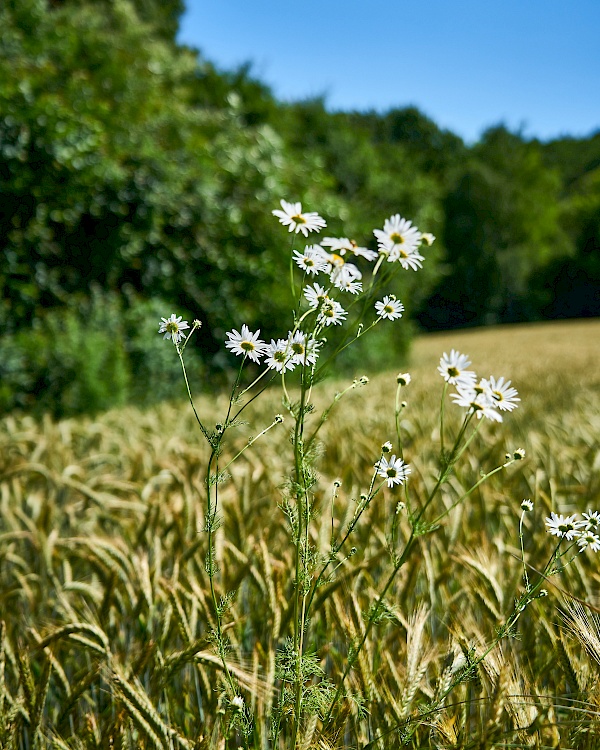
xmin=1 ymin=319 xmax=600 ymax=749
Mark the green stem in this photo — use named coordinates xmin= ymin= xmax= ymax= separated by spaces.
xmin=205 ymin=448 xmax=235 ymax=695
xmin=439 ymin=381 xmax=449 ymax=457
xmin=306 ymin=380 xmax=359 ymax=451
xmin=175 ymin=343 xmax=210 ymax=443
xmin=219 ymin=416 xmax=283 ymax=473
xmin=291 ymin=362 xmax=309 ymax=747
xmin=429 ymin=459 xmax=513 ymax=527
xmin=203 ymin=359 xmax=247 ymax=701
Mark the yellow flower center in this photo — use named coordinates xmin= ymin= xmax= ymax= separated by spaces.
xmin=390 ymin=232 xmax=405 ymax=244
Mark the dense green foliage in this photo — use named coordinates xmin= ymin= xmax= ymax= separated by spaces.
xmin=1 ymin=0 xmax=599 ymax=416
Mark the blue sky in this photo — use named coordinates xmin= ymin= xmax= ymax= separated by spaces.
xmin=178 ymin=0 xmax=600 ymax=143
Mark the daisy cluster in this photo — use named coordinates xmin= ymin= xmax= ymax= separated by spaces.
xmin=160 ymin=201 xmax=436 ymax=373
xmin=438 ymin=349 xmax=520 ymax=422
xmin=272 ymin=199 xmax=435 ymax=327
xmin=225 ymin=326 xmax=320 ymax=373
xmin=545 ymin=511 xmax=600 ymax=552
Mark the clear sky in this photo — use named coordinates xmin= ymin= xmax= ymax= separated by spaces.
xmin=178 ymin=0 xmax=600 ymax=144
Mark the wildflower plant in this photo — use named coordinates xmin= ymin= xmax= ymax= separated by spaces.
xmin=159 ymin=201 xmax=535 ymax=748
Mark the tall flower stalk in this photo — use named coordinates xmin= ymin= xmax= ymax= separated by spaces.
xmin=159 ymin=200 xmax=547 ymax=747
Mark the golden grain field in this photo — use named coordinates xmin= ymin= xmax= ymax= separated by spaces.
xmin=1 ymin=320 xmax=600 ymax=749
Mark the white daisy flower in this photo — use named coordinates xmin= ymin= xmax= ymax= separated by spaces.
xmin=521 ymin=499 xmax=534 ymax=512
xmin=293 ymin=246 xmax=329 ymax=276
xmin=482 ymin=376 xmax=520 ymax=412
xmin=583 ymin=510 xmax=600 ymax=532
xmin=577 ymin=530 xmax=600 ymax=552
xmin=330 ymin=263 xmax=362 ymax=290
xmin=231 ymin=695 xmax=245 ymax=711
xmin=320 ymin=237 xmax=378 ymax=261
xmin=374 ymin=214 xmax=422 ymax=256
xmin=421 ymin=232 xmax=436 ymax=246
xmin=272 ymin=200 xmax=326 ymax=236
xmin=451 ymin=383 xmax=503 ymax=422
xmin=317 ymin=248 xmax=363 ymax=288
xmin=375 ymin=295 xmax=404 ymax=320
xmin=287 ymin=331 xmax=320 ymax=366
xmin=545 ymin=512 xmax=584 ymax=540
xmin=264 ymin=339 xmax=296 ymax=373
xmin=387 ymin=246 xmax=425 ymax=271
xmin=225 ymin=325 xmax=267 ymax=363
xmin=335 ymin=277 xmax=363 ymax=294
xmin=158 ymin=314 xmax=190 ymax=344
xmin=317 ymin=299 xmax=347 ymax=326
xmin=374 ymin=454 xmax=411 ymax=488
xmin=303 ymin=282 xmax=329 ymax=309
xmin=438 ymin=350 xmax=477 ymax=386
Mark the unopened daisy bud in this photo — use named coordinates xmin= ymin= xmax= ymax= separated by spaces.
xmin=358 ymin=375 xmax=369 ymax=386
xmin=360 ymin=493 xmax=368 ymax=502
xmin=513 ymin=448 xmax=526 ymax=461
xmin=396 ymin=372 xmax=411 ymax=386
xmin=349 ymin=547 xmax=357 ymax=556
xmin=421 ymin=232 xmax=436 ymax=246
xmin=401 ymin=400 xmax=407 ymax=408
xmin=275 ymin=414 xmax=284 ymax=423
xmin=382 ymin=441 xmax=393 ymax=453
xmin=231 ymin=695 xmax=244 ymax=711
xmin=215 ymin=423 xmax=224 ymax=434
xmin=396 ymin=501 xmax=405 ymax=514
xmin=333 ymin=478 xmax=342 ymax=488
xmin=521 ymin=499 xmax=533 ymax=512
xmin=193 ymin=319 xmax=202 ymax=329
xmin=505 ymin=453 xmax=511 ymax=462
xmin=539 ymin=589 xmax=548 ymax=597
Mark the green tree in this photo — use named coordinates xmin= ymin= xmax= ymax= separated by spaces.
xmin=421 ymin=127 xmax=573 ymax=328
xmin=532 ymin=163 xmax=600 ymax=318
xmin=0 ymin=0 xmax=327 ymax=354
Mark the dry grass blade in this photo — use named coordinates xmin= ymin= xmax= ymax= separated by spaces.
xmin=560 ymin=599 xmax=600 ymax=667
xmin=111 ymin=670 xmax=192 ymax=749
